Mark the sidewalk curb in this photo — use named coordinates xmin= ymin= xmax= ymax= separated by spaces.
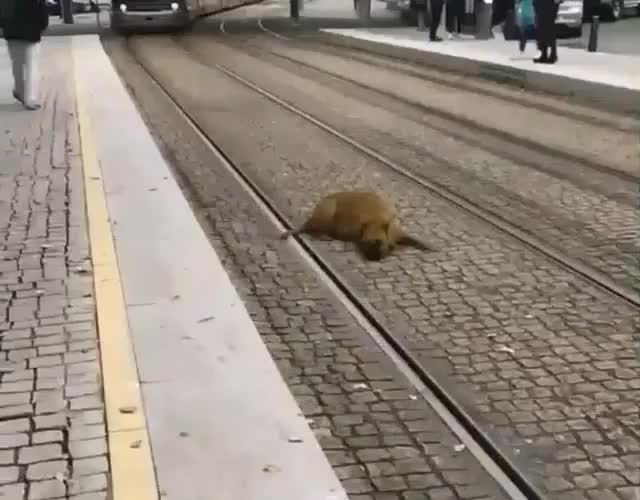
xmin=72 ymin=37 xmax=160 ymax=500
xmin=318 ymin=30 xmax=640 ymax=116
xmin=45 ymin=24 xmax=105 ymax=36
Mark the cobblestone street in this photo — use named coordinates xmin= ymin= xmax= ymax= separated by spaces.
xmin=104 ymin=36 xmax=513 ymax=500
xmin=0 ymin=41 xmax=109 ymax=500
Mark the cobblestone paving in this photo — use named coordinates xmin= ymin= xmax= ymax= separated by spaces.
xmin=129 ymin=35 xmax=640 ymax=500
xmin=0 ymin=40 xmax=109 ymax=500
xmin=106 ymin=36 xmax=513 ymax=500
xmin=184 ymin=34 xmax=640 ymax=297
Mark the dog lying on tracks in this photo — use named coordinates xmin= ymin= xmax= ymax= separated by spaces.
xmin=280 ymin=191 xmax=433 ymax=261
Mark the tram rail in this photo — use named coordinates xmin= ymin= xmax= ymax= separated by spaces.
xmin=124 ymin=35 xmax=547 ymax=500
xmin=176 ymin=29 xmax=640 ymax=307
xmin=113 ymin=31 xmax=640 ymax=500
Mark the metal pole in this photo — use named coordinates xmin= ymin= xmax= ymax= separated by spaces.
xmin=474 ymin=0 xmax=492 ymax=39
xmin=61 ymin=0 xmax=74 ymax=24
xmin=290 ymin=0 xmax=299 ymax=20
xmin=588 ymin=15 xmax=599 ymax=52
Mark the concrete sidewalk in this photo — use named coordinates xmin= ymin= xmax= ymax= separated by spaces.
xmin=321 ymin=27 xmax=640 ymax=113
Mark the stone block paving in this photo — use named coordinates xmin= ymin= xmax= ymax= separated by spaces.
xmin=0 ymin=39 xmax=109 ymax=500
xmin=192 ymin=36 xmax=640 ymax=297
xmin=134 ymin=40 xmax=640 ymax=500
xmin=107 ymin=38 xmax=514 ymax=500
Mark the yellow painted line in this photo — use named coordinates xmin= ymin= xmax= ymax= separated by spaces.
xmin=71 ymin=38 xmax=159 ymax=500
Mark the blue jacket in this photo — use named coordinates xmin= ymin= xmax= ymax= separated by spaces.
xmin=1 ymin=0 xmax=49 ymax=43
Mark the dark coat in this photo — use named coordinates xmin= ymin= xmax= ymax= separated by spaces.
xmin=2 ymin=0 xmax=49 ymax=43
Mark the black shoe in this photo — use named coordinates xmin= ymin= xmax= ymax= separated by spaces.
xmin=533 ymin=55 xmax=548 ymax=63
xmin=430 ymin=35 xmax=443 ymax=42
xmin=23 ymin=102 xmax=41 ymax=111
xmin=12 ymin=89 xmax=23 ymax=104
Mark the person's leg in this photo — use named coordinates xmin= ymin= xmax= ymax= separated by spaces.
xmin=535 ymin=39 xmax=548 ymax=62
xmin=547 ymin=2 xmax=558 ymax=62
xmin=519 ymin=21 xmax=527 ymax=52
xmin=22 ymin=42 xmax=41 ymax=110
xmin=532 ymin=1 xmax=548 ymax=62
xmin=491 ymin=0 xmax=502 ymax=27
xmin=446 ymin=0 xmax=454 ymax=34
xmin=7 ymin=40 xmax=25 ymax=102
xmin=429 ymin=0 xmax=444 ymax=40
xmin=455 ymin=0 xmax=463 ymax=33
xmin=446 ymin=0 xmax=460 ymax=36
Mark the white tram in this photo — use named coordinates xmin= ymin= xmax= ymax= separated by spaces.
xmin=110 ymin=0 xmax=254 ymax=32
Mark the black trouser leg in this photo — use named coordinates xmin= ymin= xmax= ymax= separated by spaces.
xmin=548 ymin=3 xmax=558 ymax=61
xmin=519 ymin=23 xmax=527 ymax=51
xmin=533 ymin=1 xmax=548 ymax=61
xmin=447 ymin=0 xmax=463 ymax=32
xmin=430 ymin=0 xmax=444 ymax=39
xmin=445 ymin=0 xmax=455 ymax=32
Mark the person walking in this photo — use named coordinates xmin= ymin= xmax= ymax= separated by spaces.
xmin=490 ymin=0 xmax=516 ymax=37
xmin=532 ymin=0 xmax=560 ymax=63
xmin=445 ymin=0 xmax=464 ymax=38
xmin=2 ymin=0 xmax=49 ymax=110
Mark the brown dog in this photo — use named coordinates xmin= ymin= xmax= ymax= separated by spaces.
xmin=280 ymin=191 xmax=433 ymax=260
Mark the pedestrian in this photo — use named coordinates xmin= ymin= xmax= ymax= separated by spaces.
xmin=532 ymin=0 xmax=560 ymax=63
xmin=429 ymin=0 xmax=445 ymax=41
xmin=1 ymin=0 xmax=49 ymax=110
xmin=445 ymin=0 xmax=464 ymax=38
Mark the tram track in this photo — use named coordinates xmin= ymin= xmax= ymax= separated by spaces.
xmin=284 ymin=40 xmax=639 ymax=135
xmin=208 ymin=18 xmax=639 ymax=173
xmin=205 ymin=24 xmax=638 ymax=191
xmin=108 ymin=32 xmax=640 ymax=500
xmin=121 ymin=34 xmax=541 ymax=500
xmin=230 ymin=17 xmax=640 ymax=131
xmin=248 ymin=45 xmax=639 ymax=187
xmin=176 ymin=31 xmax=640 ymax=307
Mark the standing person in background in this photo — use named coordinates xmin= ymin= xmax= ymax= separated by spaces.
xmin=533 ymin=0 xmax=560 ymax=63
xmin=446 ymin=0 xmax=464 ymax=38
xmin=490 ymin=0 xmax=514 ymax=36
xmin=429 ymin=0 xmax=445 ymax=41
xmin=2 ymin=0 xmax=49 ymax=110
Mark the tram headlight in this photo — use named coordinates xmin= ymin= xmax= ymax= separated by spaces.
xmin=119 ymin=3 xmax=127 ymax=12
xmin=171 ymin=2 xmax=179 ymax=10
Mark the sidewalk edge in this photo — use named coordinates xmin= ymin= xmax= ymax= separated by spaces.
xmin=319 ymin=30 xmax=640 ymax=116
xmin=71 ymin=37 xmax=159 ymax=500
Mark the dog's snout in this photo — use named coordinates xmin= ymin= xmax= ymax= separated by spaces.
xmin=363 ymin=240 xmax=384 ymax=261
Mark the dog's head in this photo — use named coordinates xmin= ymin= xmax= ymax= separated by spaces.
xmin=359 ymin=222 xmax=392 ymax=261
